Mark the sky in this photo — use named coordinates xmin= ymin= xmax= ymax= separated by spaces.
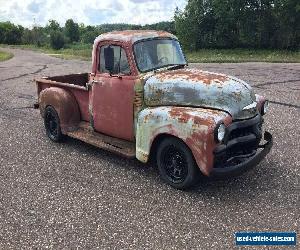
xmin=0 ymin=0 xmax=187 ymax=28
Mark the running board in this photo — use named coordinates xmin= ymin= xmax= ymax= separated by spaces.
xmin=66 ymin=122 xmax=136 ymax=158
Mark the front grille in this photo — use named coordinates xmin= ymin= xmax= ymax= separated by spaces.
xmin=214 ymin=115 xmax=263 ymax=168
xmin=228 ymin=121 xmax=262 ymax=141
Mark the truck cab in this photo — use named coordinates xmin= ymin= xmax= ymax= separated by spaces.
xmin=36 ymin=30 xmax=273 ymax=189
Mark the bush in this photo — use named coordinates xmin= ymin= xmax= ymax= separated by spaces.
xmin=50 ymin=31 xmax=65 ymax=49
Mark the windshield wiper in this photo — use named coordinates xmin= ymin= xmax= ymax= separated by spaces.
xmin=153 ymin=64 xmax=186 ymax=73
xmin=166 ymin=64 xmax=186 ymax=70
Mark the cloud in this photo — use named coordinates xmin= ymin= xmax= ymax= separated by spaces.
xmin=0 ymin=0 xmax=187 ymax=27
xmin=85 ymin=8 xmax=117 ymax=24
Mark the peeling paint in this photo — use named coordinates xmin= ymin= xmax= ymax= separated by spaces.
xmin=94 ymin=30 xmax=177 ymax=44
xmin=36 ymin=30 xmax=271 ymax=179
xmin=136 ymin=106 xmax=231 ymax=175
xmin=144 ymin=68 xmax=258 ymax=120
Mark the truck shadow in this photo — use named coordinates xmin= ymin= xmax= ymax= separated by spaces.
xmin=189 ymin=159 xmax=284 ymax=202
xmin=64 ymin=136 xmax=282 ymax=202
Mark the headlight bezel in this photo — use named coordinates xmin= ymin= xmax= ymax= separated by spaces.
xmin=214 ymin=122 xmax=226 ymax=143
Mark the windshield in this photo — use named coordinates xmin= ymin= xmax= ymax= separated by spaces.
xmin=133 ymin=39 xmax=186 ymax=72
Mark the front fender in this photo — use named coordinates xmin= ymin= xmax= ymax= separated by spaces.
xmin=136 ymin=106 xmax=232 ymax=176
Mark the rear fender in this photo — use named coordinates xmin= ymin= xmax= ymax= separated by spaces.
xmin=136 ymin=106 xmax=232 ymax=176
xmin=39 ymin=87 xmax=80 ymax=133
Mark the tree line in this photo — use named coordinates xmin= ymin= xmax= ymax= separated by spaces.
xmin=0 ymin=0 xmax=298 ymax=50
xmin=175 ymin=0 xmax=299 ymax=50
xmin=0 ymin=20 xmax=175 ymax=49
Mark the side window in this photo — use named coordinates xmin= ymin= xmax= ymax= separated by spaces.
xmin=99 ymin=45 xmax=130 ymax=75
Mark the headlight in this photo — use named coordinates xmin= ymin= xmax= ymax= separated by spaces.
xmin=262 ymin=100 xmax=269 ymax=115
xmin=214 ymin=123 xmax=226 ymax=142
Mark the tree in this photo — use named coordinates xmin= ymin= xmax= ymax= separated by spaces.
xmin=46 ymin=20 xmax=61 ymax=33
xmin=50 ymin=31 xmax=65 ymax=49
xmin=81 ymin=30 xmax=99 ymax=44
xmin=65 ymin=19 xmax=80 ymax=42
xmin=0 ymin=22 xmax=23 ymax=44
xmin=174 ymin=0 xmax=299 ymax=49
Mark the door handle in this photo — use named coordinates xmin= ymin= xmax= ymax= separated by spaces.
xmin=92 ymin=80 xmax=103 ymax=86
xmin=87 ymin=80 xmax=103 ymax=90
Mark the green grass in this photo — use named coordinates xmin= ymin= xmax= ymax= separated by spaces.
xmin=46 ymin=43 xmax=92 ymax=60
xmin=186 ymin=49 xmax=300 ymax=63
xmin=0 ymin=50 xmax=13 ymax=61
xmin=1 ymin=44 xmax=299 ymax=63
xmin=1 ymin=44 xmax=92 ymax=61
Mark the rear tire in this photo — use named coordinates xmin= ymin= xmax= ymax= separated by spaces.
xmin=157 ymin=137 xmax=199 ymax=189
xmin=44 ymin=106 xmax=63 ymax=142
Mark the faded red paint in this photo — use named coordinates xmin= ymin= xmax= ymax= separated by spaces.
xmin=39 ymin=87 xmax=80 ymax=133
xmin=90 ymin=39 xmax=138 ymax=141
xmin=70 ymin=89 xmax=89 ymax=121
xmin=91 ymin=74 xmax=136 ymax=141
xmin=186 ymin=131 xmax=215 ymax=176
xmin=36 ymin=75 xmax=89 ymax=122
xmin=167 ymin=107 xmax=232 ymax=175
xmin=35 ymin=30 xmax=259 ymax=180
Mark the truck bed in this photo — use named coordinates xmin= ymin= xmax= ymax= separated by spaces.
xmin=36 ymin=73 xmax=90 ymax=121
xmin=45 ymin=73 xmax=89 ymax=87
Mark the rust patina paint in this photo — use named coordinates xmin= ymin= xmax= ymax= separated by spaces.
xmin=155 ymin=69 xmax=229 ymax=85
xmin=36 ymin=78 xmax=89 ymax=122
xmin=90 ymin=31 xmax=177 ymax=141
xmin=39 ymin=87 xmax=80 ymax=133
xmin=136 ymin=106 xmax=232 ymax=175
xmin=91 ymin=40 xmax=137 ymax=141
xmin=168 ymin=107 xmax=232 ymax=175
xmin=36 ymin=30 xmax=270 ymax=179
xmin=70 ymin=89 xmax=89 ymax=122
xmin=144 ymin=68 xmax=258 ymax=120
xmin=91 ymin=74 xmax=136 ymax=141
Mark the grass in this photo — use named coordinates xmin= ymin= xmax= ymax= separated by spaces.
xmin=186 ymin=49 xmax=300 ymax=63
xmin=0 ymin=50 xmax=14 ymax=61
xmin=1 ymin=44 xmax=92 ymax=61
xmin=1 ymin=44 xmax=299 ymax=63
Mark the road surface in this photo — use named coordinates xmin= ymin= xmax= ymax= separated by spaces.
xmin=0 ymin=48 xmax=299 ymax=249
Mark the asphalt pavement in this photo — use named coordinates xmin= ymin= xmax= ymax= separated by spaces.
xmin=0 ymin=48 xmax=299 ymax=249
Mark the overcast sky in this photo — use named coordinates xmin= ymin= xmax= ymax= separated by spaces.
xmin=0 ymin=0 xmax=187 ymax=27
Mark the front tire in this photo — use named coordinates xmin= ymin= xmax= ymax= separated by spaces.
xmin=44 ymin=106 xmax=63 ymax=142
xmin=157 ymin=137 xmax=199 ymax=189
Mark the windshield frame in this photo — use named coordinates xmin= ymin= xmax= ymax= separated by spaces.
xmin=133 ymin=37 xmax=187 ymax=73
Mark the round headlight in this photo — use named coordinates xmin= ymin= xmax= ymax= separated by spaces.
xmin=215 ymin=123 xmax=226 ymax=142
xmin=262 ymin=100 xmax=269 ymax=115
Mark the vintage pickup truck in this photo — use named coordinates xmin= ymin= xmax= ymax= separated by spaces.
xmin=35 ymin=30 xmax=273 ymax=189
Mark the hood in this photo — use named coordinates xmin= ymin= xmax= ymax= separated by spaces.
xmin=143 ymin=68 xmax=257 ymax=120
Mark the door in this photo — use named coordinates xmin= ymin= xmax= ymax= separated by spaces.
xmin=91 ymin=43 xmax=136 ymax=141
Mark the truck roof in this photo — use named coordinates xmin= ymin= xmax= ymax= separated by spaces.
xmin=94 ymin=30 xmax=178 ymax=44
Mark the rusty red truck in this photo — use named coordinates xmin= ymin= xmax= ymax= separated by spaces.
xmin=35 ymin=30 xmax=273 ymax=189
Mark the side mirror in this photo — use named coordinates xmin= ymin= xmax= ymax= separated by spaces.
xmin=104 ymin=47 xmax=114 ymax=72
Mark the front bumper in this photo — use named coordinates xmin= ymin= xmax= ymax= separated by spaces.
xmin=211 ymin=131 xmax=273 ymax=177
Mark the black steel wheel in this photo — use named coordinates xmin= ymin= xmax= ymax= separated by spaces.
xmin=44 ymin=106 xmax=63 ymax=142
xmin=157 ymin=137 xmax=199 ymax=189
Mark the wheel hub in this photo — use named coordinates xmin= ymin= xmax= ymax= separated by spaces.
xmin=162 ymin=146 xmax=188 ymax=183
